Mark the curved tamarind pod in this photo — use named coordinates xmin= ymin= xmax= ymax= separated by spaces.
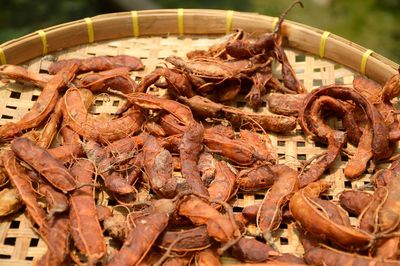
xmin=290 ymin=181 xmax=372 ymax=250
xmin=63 ymin=88 xmax=144 ymax=143
xmin=69 ymin=159 xmax=106 ymax=263
xmin=339 ymin=190 xmax=372 ymax=216
xmin=299 ymin=85 xmax=391 ymax=160
xmin=3 ymin=152 xmax=49 ymax=242
xmin=77 ymin=67 xmax=137 ymax=94
xmin=48 ymin=55 xmax=144 ymax=74
xmin=0 ymin=64 xmax=51 ymax=87
xmin=257 ymin=164 xmax=299 ymax=242
xmin=157 ymin=226 xmax=211 ymax=252
xmin=106 ymin=212 xmax=169 ymax=266
xmin=304 ymin=246 xmax=400 ymax=266
xmin=11 ymin=138 xmax=76 ymax=192
xmin=0 ymin=63 xmax=78 ymax=142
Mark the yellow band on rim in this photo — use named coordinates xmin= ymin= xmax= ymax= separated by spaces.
xmin=37 ymin=30 xmax=48 ymax=55
xmin=319 ymin=31 xmax=330 ymax=58
xmin=178 ymin=8 xmax=184 ymax=36
xmin=272 ymin=17 xmax=279 ymax=31
xmin=361 ymin=49 xmax=373 ymax=75
xmin=84 ymin=17 xmax=94 ymax=43
xmin=0 ymin=48 xmax=6 ymax=64
xmin=131 ymin=11 xmax=140 ymax=37
xmin=226 ymin=10 xmax=234 ymax=34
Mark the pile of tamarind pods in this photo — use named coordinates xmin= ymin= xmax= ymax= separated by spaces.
xmin=1 ymin=1 xmax=400 ymax=265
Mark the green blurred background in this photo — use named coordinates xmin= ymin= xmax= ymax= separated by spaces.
xmin=1 ymin=0 xmax=399 ymax=63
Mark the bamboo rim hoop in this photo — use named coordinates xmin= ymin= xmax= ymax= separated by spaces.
xmin=0 ymin=9 xmax=398 ymax=85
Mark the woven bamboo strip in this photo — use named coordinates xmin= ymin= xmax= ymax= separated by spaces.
xmin=0 ymin=9 xmax=398 ymax=84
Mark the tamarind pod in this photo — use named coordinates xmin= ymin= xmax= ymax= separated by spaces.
xmin=372 ymin=160 xmax=400 ymax=187
xmin=265 ymin=93 xmax=306 ymax=117
xmin=230 ymin=237 xmax=277 ymax=263
xmin=36 ymin=98 xmax=63 ymax=149
xmin=180 ymin=122 xmax=208 ymax=196
xmin=195 ymin=248 xmax=221 ymax=266
xmin=299 ymin=85 xmax=391 ymax=160
xmin=106 ymin=212 xmax=169 ymax=266
xmin=379 ymin=72 xmax=400 ymax=103
xmin=63 ymin=88 xmax=144 ymax=143
xmin=257 ymin=164 xmax=299 ymax=240
xmin=344 ymin=124 xmax=373 ymax=180
xmin=304 ymin=246 xmax=400 ymax=266
xmin=39 ymin=183 xmax=69 ymax=217
xmin=298 ymin=131 xmax=346 ymax=188
xmin=290 ymin=181 xmax=373 ymax=250
xmin=339 ymin=190 xmax=372 ymax=216
xmin=204 ymin=132 xmax=255 ymax=165
xmin=69 ymin=159 xmax=106 ymax=263
xmin=178 ymin=195 xmax=237 ymax=243
xmin=148 ymin=68 xmax=196 ymax=97
xmin=0 ymin=63 xmax=78 ymax=142
xmin=273 ymin=39 xmax=307 ymax=94
xmin=0 ymin=64 xmax=51 ymax=87
xmin=374 ymin=237 xmax=400 ymax=260
xmin=48 ymin=55 xmax=144 ymax=74
xmin=239 ymin=129 xmax=277 ymax=163
xmin=378 ymin=170 xmax=400 ymax=233
xmin=208 ymin=161 xmax=237 ymax=203
xmin=11 ymin=137 xmax=76 ymax=192
xmin=104 ymin=133 xmax=148 ymax=155
xmin=3 ymin=152 xmax=49 ymax=241
xmin=0 ymin=188 xmax=23 ymax=217
xmin=226 ymin=33 xmax=274 ymax=59
xmin=47 ymin=126 xmax=84 ymax=163
xmin=238 ymin=164 xmax=276 ymax=191
xmin=242 ymin=204 xmax=260 ymax=222
xmin=36 ymin=214 xmax=70 ymax=266
xmin=124 ymin=92 xmax=195 ymax=125
xmin=359 ymin=187 xmax=388 ymax=233
xmin=104 ymin=171 xmax=135 ymax=195
xmin=246 ymin=68 xmax=270 ymax=110
xmin=179 ymin=95 xmax=223 ymax=118
xmin=157 ymin=226 xmax=211 ymax=252
xmin=143 ymin=135 xmax=176 ymax=198
xmin=77 ymin=67 xmax=137 ymax=94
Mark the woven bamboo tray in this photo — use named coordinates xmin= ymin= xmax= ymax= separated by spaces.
xmin=0 ymin=9 xmax=399 ymax=266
